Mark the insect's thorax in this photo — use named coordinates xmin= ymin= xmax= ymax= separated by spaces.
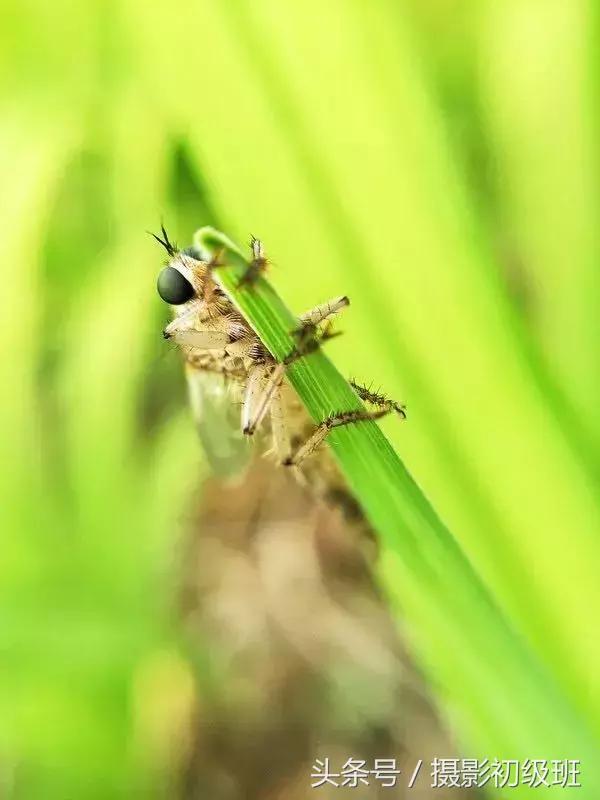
xmin=169 ymin=266 xmax=269 ymax=377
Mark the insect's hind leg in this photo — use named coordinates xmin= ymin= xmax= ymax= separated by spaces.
xmin=283 ymin=407 xmax=390 ymax=467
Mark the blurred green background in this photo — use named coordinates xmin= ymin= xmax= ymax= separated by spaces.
xmin=2 ymin=0 xmax=600 ymax=796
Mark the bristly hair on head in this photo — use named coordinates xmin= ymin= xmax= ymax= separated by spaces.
xmin=149 ymin=223 xmax=178 ymax=257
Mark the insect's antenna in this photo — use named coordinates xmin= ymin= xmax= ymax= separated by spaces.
xmin=148 ymin=223 xmax=178 ymax=256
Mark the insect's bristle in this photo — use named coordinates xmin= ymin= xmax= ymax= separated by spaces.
xmin=204 ymin=298 xmax=230 ymax=320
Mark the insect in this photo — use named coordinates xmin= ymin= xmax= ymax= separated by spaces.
xmin=154 ymin=228 xmax=405 ymax=502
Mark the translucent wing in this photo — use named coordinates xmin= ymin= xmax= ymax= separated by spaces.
xmin=185 ymin=366 xmax=251 ymax=477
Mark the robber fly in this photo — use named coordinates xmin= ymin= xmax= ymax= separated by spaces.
xmin=153 ymin=227 xmax=404 ymax=506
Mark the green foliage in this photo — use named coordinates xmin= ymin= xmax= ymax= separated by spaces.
xmin=2 ymin=0 xmax=600 ymax=796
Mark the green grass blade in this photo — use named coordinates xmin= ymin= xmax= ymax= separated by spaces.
xmin=196 ymin=226 xmax=600 ymax=796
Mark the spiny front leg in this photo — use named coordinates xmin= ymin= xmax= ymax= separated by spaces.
xmin=283 ymin=407 xmax=391 ymax=467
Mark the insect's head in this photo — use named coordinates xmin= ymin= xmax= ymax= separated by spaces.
xmin=151 ymin=225 xmax=207 ymax=306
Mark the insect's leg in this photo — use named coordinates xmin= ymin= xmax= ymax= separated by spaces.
xmin=349 ymin=380 xmax=406 ymax=419
xmin=299 ymin=296 xmax=349 ymax=326
xmin=240 ymin=295 xmax=349 ymax=436
xmin=241 ymin=363 xmax=268 ymax=435
xmin=243 ymin=362 xmax=286 ymax=435
xmin=270 ymin=387 xmax=292 ymax=464
xmin=283 ymin=408 xmax=390 ymax=467
xmin=237 ymin=236 xmax=269 ymax=288
xmin=287 ymin=296 xmax=348 ymax=358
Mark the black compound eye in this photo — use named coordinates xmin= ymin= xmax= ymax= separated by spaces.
xmin=157 ymin=266 xmax=195 ymax=305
